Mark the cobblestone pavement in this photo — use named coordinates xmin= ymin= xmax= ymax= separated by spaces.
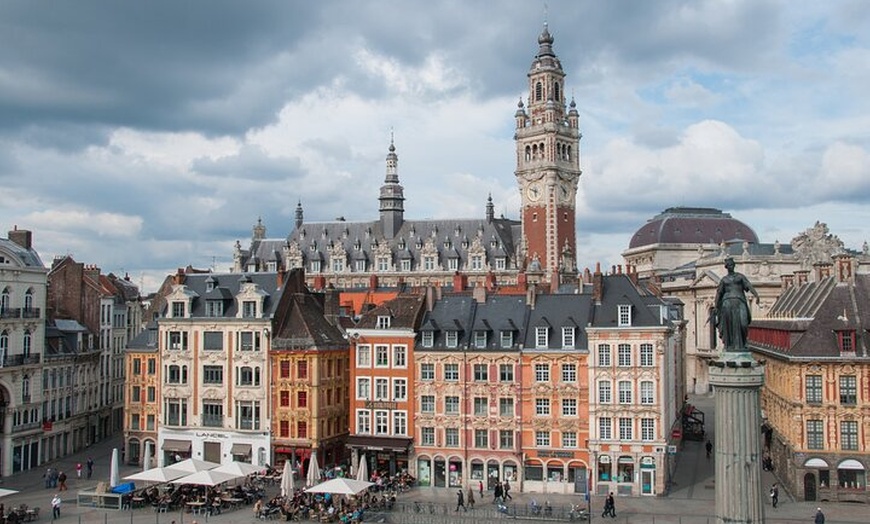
xmin=0 ymin=395 xmax=865 ymax=523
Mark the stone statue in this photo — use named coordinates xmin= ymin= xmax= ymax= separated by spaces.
xmin=714 ymin=257 xmax=760 ymax=352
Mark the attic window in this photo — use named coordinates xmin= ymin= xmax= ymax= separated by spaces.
xmin=171 ymin=302 xmax=186 ymax=318
xmin=421 ymin=331 xmax=434 ymax=348
xmin=837 ymin=330 xmax=856 ymax=354
xmin=618 ymin=305 xmax=632 ymax=327
xmin=377 ymin=316 xmax=391 ymax=329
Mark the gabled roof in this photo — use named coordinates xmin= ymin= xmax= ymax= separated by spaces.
xmin=271 ymin=292 xmax=346 ymax=350
xmin=355 ymin=293 xmax=426 ymax=330
xmin=162 ymin=272 xmax=283 ymax=318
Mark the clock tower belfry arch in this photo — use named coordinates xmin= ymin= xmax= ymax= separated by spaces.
xmin=515 ymin=23 xmax=581 ymax=281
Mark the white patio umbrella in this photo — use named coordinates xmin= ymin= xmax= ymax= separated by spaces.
xmin=170 ymin=470 xmax=240 ymax=487
xmin=280 ymin=464 xmax=294 ymax=497
xmin=124 ymin=467 xmax=189 ymax=483
xmin=305 ymin=478 xmax=373 ymax=496
xmin=143 ymin=441 xmax=153 ymax=471
xmin=356 ymin=453 xmax=368 ymax=482
xmin=165 ymin=458 xmax=220 ymax=473
xmin=109 ymin=448 xmax=121 ymax=487
xmin=212 ymin=461 xmax=265 ymax=477
xmin=306 ymin=451 xmax=320 ymax=487
xmin=0 ymin=488 xmax=19 ymax=498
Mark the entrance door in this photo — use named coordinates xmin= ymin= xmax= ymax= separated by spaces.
xmin=641 ymin=469 xmax=655 ymax=495
xmin=804 ymin=473 xmax=816 ymax=501
xmin=203 ymin=441 xmax=221 ymax=463
xmin=434 ymin=459 xmax=446 ymax=487
xmin=573 ymin=467 xmax=587 ymax=494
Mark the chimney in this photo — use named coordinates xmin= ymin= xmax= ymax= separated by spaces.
xmin=795 ymin=270 xmax=809 ymax=286
xmin=472 ymin=285 xmax=486 ymax=304
xmin=453 ymin=272 xmax=467 ymax=292
xmin=173 ymin=268 xmax=186 ymax=286
xmin=323 ymin=285 xmax=340 ymax=326
xmin=814 ymin=262 xmax=832 ymax=281
xmin=276 ymin=269 xmax=285 ymax=289
xmin=485 ymin=272 xmax=496 ymax=290
xmin=549 ymin=271 xmax=560 ymax=294
xmin=592 ymin=263 xmax=604 ymax=304
xmin=83 ymin=264 xmax=101 ymax=284
xmin=583 ymin=267 xmax=592 ymax=284
xmin=425 ymin=286 xmax=436 ymax=312
xmin=526 ymin=285 xmax=537 ymax=310
xmin=369 ymin=274 xmax=379 ymax=290
xmin=780 ymin=274 xmax=794 ymax=291
xmin=835 ymin=255 xmax=853 ymax=283
xmin=313 ymin=275 xmax=326 ymax=290
xmin=517 ymin=272 xmax=528 ymax=292
xmin=7 ymin=226 xmax=32 ymax=250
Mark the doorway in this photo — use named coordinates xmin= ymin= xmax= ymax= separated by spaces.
xmin=804 ymin=473 xmax=816 ymax=501
xmin=203 ymin=441 xmax=221 ymax=463
xmin=641 ymin=469 xmax=655 ymax=495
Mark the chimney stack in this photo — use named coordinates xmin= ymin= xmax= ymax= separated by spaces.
xmin=592 ymin=262 xmax=604 ymax=304
xmin=8 ymin=226 xmax=32 ymax=250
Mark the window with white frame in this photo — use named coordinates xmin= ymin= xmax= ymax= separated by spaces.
xmin=242 ymin=301 xmax=257 ymax=318
xmin=474 ymin=429 xmax=488 ymax=448
xmin=599 ymin=417 xmax=612 ymax=439
xmin=640 ymin=381 xmax=654 ymax=405
xmin=444 ymin=363 xmax=459 ymax=381
xmin=641 ymin=418 xmax=655 ymax=441
xmin=598 ymin=344 xmax=611 ymax=366
xmin=401 ymin=259 xmax=411 ymax=272
xmin=420 ymin=363 xmax=435 ymax=381
xmin=375 ymin=410 xmax=389 ymax=434
xmin=167 ymin=331 xmax=188 ymax=350
xmin=393 ymin=346 xmax=406 ymax=368
xmin=841 ymin=420 xmax=858 ymax=450
xmin=356 ymin=378 xmax=371 ymax=400
xmin=640 ymin=343 xmax=654 ymax=367
xmin=474 ymin=331 xmax=487 ymax=348
xmin=500 ymin=331 xmax=513 ymax=348
xmin=356 ymin=345 xmax=371 ymax=367
xmin=376 ymin=316 xmax=391 ymax=329
xmin=393 ymin=379 xmax=407 ymax=401
xmin=445 ymin=331 xmax=458 ymax=348
xmin=534 ymin=363 xmax=550 ymax=382
xmin=619 ymin=417 xmax=633 ymax=440
xmin=562 ymin=431 xmax=577 ymax=448
xmin=421 ymin=331 xmax=434 ymax=348
xmin=448 ymin=258 xmax=459 ymax=271
xmin=421 ymin=427 xmax=435 ymax=446
xmin=354 ymin=260 xmax=366 ymax=272
xmin=495 ymin=257 xmax=506 ymax=270
xmin=445 ymin=428 xmax=459 ymax=447
xmin=618 ymin=304 xmax=631 ymax=326
xmin=375 ymin=345 xmax=389 ymax=367
xmin=445 ymin=396 xmax=460 ymax=414
xmin=309 ymin=260 xmax=321 ymax=273
xmin=393 ymin=411 xmax=407 ymax=435
xmin=474 ymin=397 xmax=488 ymax=416
xmin=562 ymin=327 xmax=575 ymax=348
xmin=499 ymin=397 xmax=514 ymax=417
xmin=618 ymin=344 xmax=632 ymax=367
xmin=618 ymin=380 xmax=632 ymax=404
xmin=562 ymin=398 xmax=577 ymax=417
xmin=420 ymin=395 xmax=435 ymax=413
xmin=499 ymin=429 xmax=514 ymax=449
xmin=536 ymin=431 xmax=551 ymax=447
xmin=561 ymin=364 xmax=576 ymax=383
xmin=238 ymin=331 xmax=261 ymax=351
xmin=423 ymin=256 xmax=435 ymax=271
xmin=535 ymin=398 xmax=550 ymax=416
xmin=499 ymin=364 xmax=514 ymax=382
xmin=598 ymin=380 xmax=612 ymax=403
xmin=535 ymin=326 xmax=548 ymax=348
xmin=470 ymin=255 xmax=483 ymax=270
xmin=377 ymin=257 xmax=389 ymax=271
xmin=473 ymin=363 xmax=488 ymax=381
xmin=332 ymin=257 xmax=344 ymax=272
xmin=357 ymin=410 xmax=371 ymax=434
xmin=375 ymin=378 xmax=389 ymax=400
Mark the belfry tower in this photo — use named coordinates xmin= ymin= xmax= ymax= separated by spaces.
xmin=514 ymin=23 xmax=581 ymax=280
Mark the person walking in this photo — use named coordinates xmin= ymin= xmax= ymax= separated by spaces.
xmin=76 ymin=462 xmax=83 ymax=479
xmin=455 ymin=489 xmax=467 ymax=512
xmin=44 ymin=467 xmax=53 ymax=489
xmin=58 ymin=471 xmax=68 ymax=491
xmin=770 ymin=483 xmax=779 ymax=508
xmin=86 ymin=457 xmax=94 ymax=479
xmin=467 ymin=487 xmax=475 ymax=509
xmin=51 ymin=493 xmax=62 ymax=519
xmin=705 ymin=440 xmax=713 ymax=459
xmin=478 ymin=480 xmax=483 ymax=498
xmin=503 ymin=479 xmax=512 ymax=500
xmin=814 ymin=507 xmax=825 ymax=524
xmin=493 ymin=481 xmax=503 ymax=504
xmin=602 ymin=492 xmax=616 ymax=518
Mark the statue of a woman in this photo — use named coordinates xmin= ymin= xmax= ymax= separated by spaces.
xmin=714 ymin=257 xmax=760 ymax=351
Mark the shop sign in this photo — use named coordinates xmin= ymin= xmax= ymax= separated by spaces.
xmin=537 ymin=450 xmax=575 ymax=458
xmin=364 ymin=401 xmax=398 ymax=410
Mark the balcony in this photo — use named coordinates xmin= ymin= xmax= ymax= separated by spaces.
xmin=21 ymin=308 xmax=41 ymax=319
xmin=1 ymin=354 xmax=41 ymax=367
xmin=0 ymin=308 xmax=21 ymax=320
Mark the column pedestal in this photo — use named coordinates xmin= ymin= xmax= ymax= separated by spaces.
xmin=709 ymin=352 xmax=765 ymax=524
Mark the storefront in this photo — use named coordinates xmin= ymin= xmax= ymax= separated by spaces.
xmin=596 ymin=454 xmax=660 ymax=496
xmin=159 ymin=429 xmax=269 ymax=467
xmin=346 ymin=436 xmax=412 ymax=478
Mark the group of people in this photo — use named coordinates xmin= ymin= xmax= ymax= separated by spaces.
xmin=253 ymin=488 xmax=376 ymax=523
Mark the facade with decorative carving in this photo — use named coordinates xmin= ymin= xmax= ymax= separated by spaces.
xmin=123 ymin=323 xmax=159 ymax=466
xmin=750 ymin=257 xmax=870 ymax=504
xmin=232 ymin=24 xmax=582 ymax=289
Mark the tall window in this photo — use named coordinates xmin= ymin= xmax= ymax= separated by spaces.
xmin=640 ymin=343 xmax=654 ymax=367
xmin=618 ymin=305 xmax=631 ymax=326
xmin=473 ymin=397 xmax=488 ymax=416
xmin=444 ymin=363 xmax=459 ymax=381
xmin=499 ymin=364 xmax=514 ymax=382
xmin=393 ymin=379 xmax=407 ymax=401
xmin=420 ymin=363 xmax=435 ymax=381
xmin=562 ymin=327 xmax=575 ymax=348
xmin=445 ymin=428 xmax=459 ymax=447
xmin=374 ymin=410 xmax=388 ymax=434
xmin=445 ymin=331 xmax=458 ymax=348
xmin=598 ymin=344 xmax=611 ymax=366
xmin=473 ymin=364 xmax=488 ymax=381
xmin=357 ymin=378 xmax=370 ymax=400
xmin=202 ymin=402 xmax=223 ymax=427
xmin=421 ymin=331 xmax=434 ymax=348
xmin=164 ymin=398 xmax=188 ymax=426
xmin=599 ymin=417 xmax=612 ymax=440
xmin=356 ymin=345 xmax=371 ymax=367
xmin=535 ymin=398 xmax=551 ymax=416
xmin=393 ymin=346 xmax=406 ymax=367
xmin=839 ymin=376 xmax=857 ymax=405
xmin=499 ymin=430 xmax=514 ymax=449
xmin=474 ymin=331 xmax=487 ymax=348
xmin=375 ymin=345 xmax=389 ymax=367
xmin=598 ymin=380 xmax=612 ymax=404
xmin=393 ymin=412 xmax=407 ymax=435
xmin=375 ymin=378 xmax=389 ymax=400
xmin=640 ymin=381 xmax=654 ymax=405
xmin=357 ymin=411 xmax=371 ymax=434
xmin=238 ymin=331 xmax=261 ymax=351
xmin=474 ymin=429 xmax=488 ymax=449
xmin=561 ymin=364 xmax=577 ymax=383
xmin=618 ymin=344 xmax=632 ymax=367
xmin=806 ymin=419 xmax=824 ymax=450
xmin=167 ymin=331 xmax=188 ymax=350
xmin=499 ymin=397 xmax=514 ymax=417
xmin=535 ymin=326 xmax=548 ymax=348
xmin=562 ymin=398 xmax=577 ymax=417
xmin=534 ymin=363 xmax=550 ymax=382
xmin=420 ymin=395 xmax=435 ymax=413
xmin=421 ymin=427 xmax=435 ymax=446
xmin=241 ymin=301 xmax=257 ymax=318
xmin=840 ymin=421 xmax=858 ymax=450
xmin=641 ymin=418 xmax=655 ymax=441
xmin=619 ymin=417 xmax=633 ymax=440
xmin=618 ymin=381 xmax=632 ymax=404
xmin=445 ymin=396 xmax=460 ymax=414
xmin=806 ymin=375 xmax=823 ymax=404
xmin=500 ymin=331 xmax=513 ymax=348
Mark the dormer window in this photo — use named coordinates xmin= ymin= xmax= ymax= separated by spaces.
xmin=310 ymin=260 xmax=321 ymax=273
xmin=474 ymin=331 xmax=487 ymax=349
xmin=421 ymin=331 xmax=434 ymax=348
xmin=401 ymin=259 xmax=411 ymax=272
xmin=500 ymin=331 xmax=513 ymax=348
xmin=496 ymin=257 xmax=506 ymax=270
xmin=206 ymin=279 xmax=215 ymax=292
xmin=205 ymin=300 xmax=224 ymax=317
xmin=376 ymin=316 xmax=391 ymax=329
xmin=562 ymin=327 xmax=575 ymax=348
xmin=445 ymin=331 xmax=458 ymax=348
xmin=171 ymin=301 xmax=186 ymax=318
xmin=535 ymin=326 xmax=548 ymax=348
xmin=837 ymin=330 xmax=856 ymax=354
xmin=618 ymin=305 xmax=632 ymax=327
xmin=242 ymin=301 xmax=257 ymax=319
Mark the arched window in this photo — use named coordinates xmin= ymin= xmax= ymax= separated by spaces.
xmin=535 ymin=82 xmax=543 ymax=101
xmin=0 ymin=287 xmax=9 ymax=312
xmin=0 ymin=330 xmax=8 ymax=358
xmin=22 ymin=375 xmax=30 ymax=402
xmin=554 ymin=82 xmax=560 ymax=102
xmin=566 ymin=146 xmax=572 ymax=161
xmin=525 ymin=145 xmax=532 ymax=162
xmin=23 ymin=330 xmax=31 ymax=356
xmin=24 ymin=289 xmax=33 ymax=311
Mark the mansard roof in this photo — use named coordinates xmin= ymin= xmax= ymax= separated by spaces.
xmin=162 ymin=272 xmax=282 ymax=319
xmin=0 ymin=238 xmax=44 ymax=268
xmin=752 ymin=274 xmax=870 ymax=358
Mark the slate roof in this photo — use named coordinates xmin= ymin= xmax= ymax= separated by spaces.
xmin=271 ymin=291 xmax=346 ymax=350
xmin=751 ymin=275 xmax=870 ymax=358
xmin=161 ymin=272 xmax=283 ymax=318
xmin=355 ymin=294 xmax=426 ymax=330
xmin=628 ymin=207 xmax=758 ymax=249
xmin=0 ymin=238 xmax=44 ymax=268
xmin=126 ymin=322 xmax=159 ymax=352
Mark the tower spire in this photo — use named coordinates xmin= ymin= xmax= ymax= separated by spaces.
xmin=379 ymin=133 xmax=405 ymax=238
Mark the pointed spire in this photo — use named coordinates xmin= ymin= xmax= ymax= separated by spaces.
xmin=379 ymin=133 xmax=405 ymax=238
xmin=252 ymin=216 xmax=266 ymax=240
xmin=295 ymin=201 xmax=304 ymax=230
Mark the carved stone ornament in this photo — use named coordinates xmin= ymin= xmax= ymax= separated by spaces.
xmin=791 ymin=222 xmax=845 ymax=266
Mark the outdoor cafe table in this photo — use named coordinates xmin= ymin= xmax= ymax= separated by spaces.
xmin=186 ymin=501 xmax=207 ymax=514
xmin=220 ymin=497 xmax=244 ymax=510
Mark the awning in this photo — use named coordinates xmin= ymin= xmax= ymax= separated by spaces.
xmin=346 ymin=436 xmax=412 ymax=451
xmin=804 ymin=458 xmax=829 ymax=468
xmin=231 ymin=443 xmax=252 ymax=456
xmin=838 ymin=459 xmax=865 ymax=470
xmin=162 ymin=439 xmax=191 ymax=452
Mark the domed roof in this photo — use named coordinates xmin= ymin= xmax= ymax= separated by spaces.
xmin=628 ymin=207 xmax=758 ymax=249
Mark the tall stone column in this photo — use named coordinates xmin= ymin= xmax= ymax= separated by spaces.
xmin=709 ymin=353 xmax=765 ymax=524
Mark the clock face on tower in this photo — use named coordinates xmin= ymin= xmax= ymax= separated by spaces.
xmin=527 ymin=182 xmax=542 ymax=202
xmin=558 ymin=182 xmax=573 ymax=203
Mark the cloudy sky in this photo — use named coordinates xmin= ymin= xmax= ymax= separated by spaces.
xmin=2 ymin=1 xmax=869 ymax=292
